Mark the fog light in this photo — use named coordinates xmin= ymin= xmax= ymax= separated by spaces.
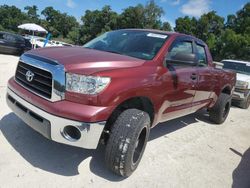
xmin=62 ymin=126 xmax=81 ymax=142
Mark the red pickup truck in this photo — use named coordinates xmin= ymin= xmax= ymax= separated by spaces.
xmin=6 ymin=29 xmax=236 ymax=177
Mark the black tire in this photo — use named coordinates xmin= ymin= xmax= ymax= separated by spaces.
xmin=209 ymin=93 xmax=231 ymax=124
xmin=105 ymin=109 xmax=150 ymax=177
xmin=240 ymin=95 xmax=250 ymax=109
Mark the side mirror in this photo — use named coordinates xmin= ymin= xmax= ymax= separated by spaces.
xmin=165 ymin=52 xmax=197 ymax=66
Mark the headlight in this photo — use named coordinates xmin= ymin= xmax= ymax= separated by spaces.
xmin=66 ymin=73 xmax=111 ymax=94
xmin=236 ymin=80 xmax=249 ymax=89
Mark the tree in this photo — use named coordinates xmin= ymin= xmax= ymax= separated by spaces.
xmin=144 ymin=0 xmax=164 ymax=29
xmin=24 ymin=5 xmax=39 ymax=23
xmin=175 ymin=11 xmax=226 ymax=61
xmin=161 ymin=22 xmax=172 ymax=31
xmin=118 ymin=1 xmax=164 ymax=30
xmin=0 ymin=2 xmax=249 ymax=62
xmin=81 ymin=5 xmax=118 ymax=43
xmin=67 ymin=27 xmax=80 ymax=44
xmin=41 ymin=6 xmax=58 ymax=23
xmin=57 ymin=13 xmax=79 ymax=37
xmin=175 ymin=16 xmax=197 ymax=35
xmin=196 ymin=11 xmax=224 ymax=41
xmin=41 ymin=6 xmax=79 ymax=38
xmin=225 ymin=14 xmax=237 ymax=30
xmin=225 ymin=3 xmax=250 ymax=36
xmin=218 ymin=29 xmax=250 ymax=61
xmin=0 ymin=5 xmax=27 ymax=32
xmin=118 ymin=4 xmax=145 ymax=28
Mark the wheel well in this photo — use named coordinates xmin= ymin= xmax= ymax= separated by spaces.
xmin=222 ymin=86 xmax=231 ymax=95
xmin=104 ymin=97 xmax=155 ymax=132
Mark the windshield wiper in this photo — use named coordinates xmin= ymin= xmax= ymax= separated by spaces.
xmin=103 ymin=50 xmax=123 ymax=55
xmin=83 ymin=46 xmax=92 ymax=49
xmin=84 ymin=47 xmax=123 ymax=56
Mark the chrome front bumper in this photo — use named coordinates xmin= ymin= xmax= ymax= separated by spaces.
xmin=6 ymin=88 xmax=106 ymax=149
xmin=232 ymin=90 xmax=247 ymax=101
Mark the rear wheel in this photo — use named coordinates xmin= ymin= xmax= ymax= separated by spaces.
xmin=209 ymin=93 xmax=231 ymax=124
xmin=105 ymin=109 xmax=150 ymax=177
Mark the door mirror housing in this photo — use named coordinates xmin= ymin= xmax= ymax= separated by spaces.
xmin=165 ymin=52 xmax=197 ymax=66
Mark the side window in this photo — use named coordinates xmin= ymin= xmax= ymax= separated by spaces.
xmin=15 ymin=36 xmax=24 ymax=43
xmin=196 ymin=44 xmax=207 ymax=66
xmin=4 ymin=34 xmax=16 ymax=42
xmin=167 ymin=41 xmax=193 ymax=59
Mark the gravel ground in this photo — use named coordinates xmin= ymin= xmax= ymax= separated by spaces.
xmin=0 ymin=54 xmax=249 ymax=188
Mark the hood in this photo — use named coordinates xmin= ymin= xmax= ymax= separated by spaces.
xmin=236 ymin=73 xmax=250 ymax=82
xmin=26 ymin=47 xmax=145 ymax=75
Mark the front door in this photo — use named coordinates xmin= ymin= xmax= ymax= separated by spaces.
xmin=160 ymin=37 xmax=198 ymax=122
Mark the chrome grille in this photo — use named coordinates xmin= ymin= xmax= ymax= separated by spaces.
xmin=15 ymin=61 xmax=53 ymax=98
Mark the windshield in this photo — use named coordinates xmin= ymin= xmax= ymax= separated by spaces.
xmin=222 ymin=61 xmax=250 ymax=76
xmin=83 ymin=30 xmax=168 ymax=60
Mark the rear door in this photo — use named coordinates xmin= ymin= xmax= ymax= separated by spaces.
xmin=160 ymin=36 xmax=199 ymax=121
xmin=192 ymin=41 xmax=214 ymax=111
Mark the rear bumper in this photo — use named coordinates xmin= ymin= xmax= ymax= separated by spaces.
xmin=6 ymin=88 xmax=106 ymax=149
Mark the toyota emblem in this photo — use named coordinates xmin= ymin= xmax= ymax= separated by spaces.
xmin=25 ymin=70 xmax=34 ymax=82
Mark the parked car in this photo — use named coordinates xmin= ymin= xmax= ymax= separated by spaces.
xmin=0 ymin=31 xmax=31 ymax=55
xmin=6 ymin=29 xmax=236 ymax=177
xmin=222 ymin=59 xmax=250 ymax=109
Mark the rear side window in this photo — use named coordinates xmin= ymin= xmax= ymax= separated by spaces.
xmin=167 ymin=41 xmax=193 ymax=59
xmin=196 ymin=44 xmax=207 ymax=66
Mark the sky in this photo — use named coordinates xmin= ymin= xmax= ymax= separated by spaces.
xmin=1 ymin=0 xmax=249 ymax=27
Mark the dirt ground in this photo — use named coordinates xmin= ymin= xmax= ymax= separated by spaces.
xmin=0 ymin=54 xmax=249 ymax=188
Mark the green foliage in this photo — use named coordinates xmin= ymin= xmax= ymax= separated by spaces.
xmin=118 ymin=4 xmax=145 ymax=29
xmin=81 ymin=5 xmax=118 ymax=43
xmin=0 ymin=5 xmax=28 ymax=32
xmin=118 ymin=1 xmax=164 ymax=30
xmin=41 ymin=6 xmax=78 ymax=38
xmin=144 ymin=0 xmax=164 ymax=29
xmin=80 ymin=1 xmax=165 ymax=43
xmin=197 ymin=11 xmax=224 ymax=40
xmin=232 ymin=3 xmax=250 ymax=35
xmin=67 ymin=27 xmax=80 ymax=45
xmin=161 ymin=22 xmax=172 ymax=31
xmin=0 ymin=2 xmax=249 ymax=61
xmin=219 ymin=29 xmax=250 ymax=60
xmin=175 ymin=16 xmax=197 ymax=35
xmin=24 ymin=5 xmax=39 ymax=23
xmin=175 ymin=4 xmax=249 ymax=61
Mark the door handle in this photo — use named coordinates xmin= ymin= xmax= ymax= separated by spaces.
xmin=190 ymin=73 xmax=197 ymax=80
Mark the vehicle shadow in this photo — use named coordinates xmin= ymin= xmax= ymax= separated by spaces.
xmin=231 ymin=147 xmax=250 ymax=188
xmin=0 ymin=110 xmax=211 ymax=181
xmin=149 ymin=109 xmax=211 ymax=141
xmin=0 ymin=113 xmax=93 ymax=176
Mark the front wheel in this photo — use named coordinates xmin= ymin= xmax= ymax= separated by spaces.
xmin=209 ymin=93 xmax=231 ymax=124
xmin=105 ymin=109 xmax=150 ymax=177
